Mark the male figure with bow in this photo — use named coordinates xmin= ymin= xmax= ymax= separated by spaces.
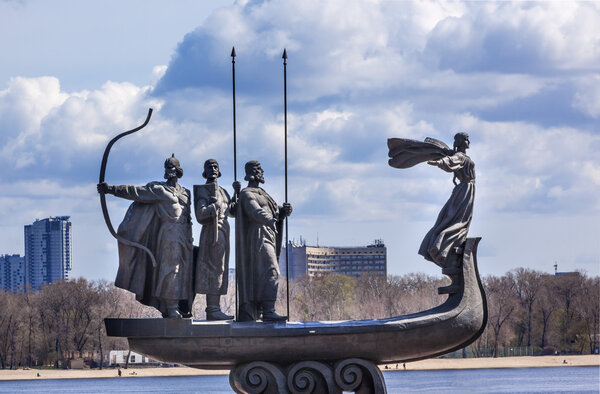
xmin=98 ymin=154 xmax=194 ymax=318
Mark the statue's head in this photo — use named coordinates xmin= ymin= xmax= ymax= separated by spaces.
xmin=202 ymin=159 xmax=221 ymax=179
xmin=164 ymin=153 xmax=184 ymax=179
xmin=453 ymin=132 xmax=470 ymax=150
xmin=244 ymin=160 xmax=264 ymax=183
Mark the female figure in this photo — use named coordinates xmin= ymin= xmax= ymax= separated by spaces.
xmin=419 ymin=132 xmax=475 ymax=267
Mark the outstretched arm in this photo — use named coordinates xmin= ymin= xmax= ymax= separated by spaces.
xmin=97 ymin=182 xmax=169 ymax=203
xmin=428 ymin=154 xmax=466 ymax=173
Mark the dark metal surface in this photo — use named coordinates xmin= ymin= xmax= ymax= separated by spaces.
xmin=229 ymin=358 xmax=385 ymax=394
xmin=231 ymin=46 xmax=238 ymax=318
xmin=282 ymin=48 xmax=290 ymax=321
xmin=105 ymin=237 xmax=486 ymax=369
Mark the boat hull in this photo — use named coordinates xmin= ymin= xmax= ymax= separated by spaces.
xmin=105 ymin=237 xmax=486 ymax=368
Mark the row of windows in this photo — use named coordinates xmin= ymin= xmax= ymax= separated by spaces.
xmin=307 ymin=253 xmax=385 ymax=258
xmin=308 ymin=260 xmax=385 ymax=265
xmin=308 ymin=265 xmax=385 ymax=271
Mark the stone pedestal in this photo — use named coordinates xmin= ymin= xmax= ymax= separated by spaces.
xmin=230 ymin=357 xmax=386 ymax=394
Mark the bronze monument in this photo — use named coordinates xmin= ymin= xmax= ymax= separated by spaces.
xmin=100 ymin=49 xmax=487 ymax=393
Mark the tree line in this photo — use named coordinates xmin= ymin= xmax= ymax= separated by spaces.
xmin=0 ymin=268 xmax=597 ymax=369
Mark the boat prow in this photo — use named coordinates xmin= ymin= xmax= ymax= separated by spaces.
xmin=105 ymin=237 xmax=487 ymax=368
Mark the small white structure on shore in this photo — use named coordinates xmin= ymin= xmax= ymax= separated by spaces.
xmin=109 ymin=350 xmax=157 ymax=366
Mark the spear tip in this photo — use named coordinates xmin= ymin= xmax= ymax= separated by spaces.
xmin=231 ymin=47 xmax=236 ymax=58
xmin=282 ymin=48 xmax=287 ymax=60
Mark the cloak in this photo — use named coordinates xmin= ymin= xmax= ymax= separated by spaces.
xmin=113 ymin=181 xmax=193 ymax=311
xmin=387 ymin=137 xmax=453 ymax=169
xmin=115 ymin=198 xmax=161 ymax=308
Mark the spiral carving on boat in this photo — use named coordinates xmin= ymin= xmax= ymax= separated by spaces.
xmin=229 ymin=361 xmax=286 ymax=394
xmin=333 ymin=358 xmax=387 ymax=394
xmin=286 ymin=360 xmax=339 ymax=394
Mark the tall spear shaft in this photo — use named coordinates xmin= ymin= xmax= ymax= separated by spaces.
xmin=231 ymin=46 xmax=238 ymax=318
xmin=282 ymin=48 xmax=290 ymax=321
xmin=231 ymin=47 xmax=238 ymax=183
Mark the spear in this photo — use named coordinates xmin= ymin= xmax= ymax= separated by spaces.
xmin=231 ymin=46 xmax=238 ymax=183
xmin=231 ymin=46 xmax=238 ymax=318
xmin=282 ymin=48 xmax=290 ymax=321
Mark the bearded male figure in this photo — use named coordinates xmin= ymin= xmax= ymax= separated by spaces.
xmin=236 ymin=161 xmax=292 ymax=322
xmin=194 ymin=159 xmax=241 ymax=320
xmin=97 ymin=154 xmax=193 ymax=318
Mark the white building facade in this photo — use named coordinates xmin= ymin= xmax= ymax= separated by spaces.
xmin=109 ymin=350 xmax=158 ymax=366
xmin=281 ymin=240 xmax=387 ymax=280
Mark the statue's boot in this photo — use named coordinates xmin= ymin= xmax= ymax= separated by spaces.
xmin=206 ymin=295 xmax=234 ymax=321
xmin=164 ymin=299 xmax=182 ymax=319
xmin=179 ymin=300 xmax=193 ymax=319
xmin=261 ymin=300 xmax=287 ymax=322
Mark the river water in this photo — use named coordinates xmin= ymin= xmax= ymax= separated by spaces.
xmin=0 ymin=367 xmax=598 ymax=393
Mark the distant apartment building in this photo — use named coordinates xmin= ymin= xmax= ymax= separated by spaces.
xmin=0 ymin=254 xmax=26 ymax=293
xmin=281 ymin=239 xmax=387 ymax=280
xmin=24 ymin=216 xmax=72 ymax=290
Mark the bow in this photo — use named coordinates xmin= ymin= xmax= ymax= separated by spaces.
xmin=98 ymin=108 xmax=157 ymax=267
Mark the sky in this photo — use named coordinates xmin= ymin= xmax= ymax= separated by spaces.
xmin=0 ymin=0 xmax=598 ymax=281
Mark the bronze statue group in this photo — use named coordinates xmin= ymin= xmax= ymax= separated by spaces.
xmin=98 ymin=158 xmax=292 ymax=322
xmin=98 ymin=131 xmax=474 ymax=323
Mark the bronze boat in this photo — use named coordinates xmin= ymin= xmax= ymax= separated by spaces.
xmin=105 ymin=237 xmax=486 ymax=369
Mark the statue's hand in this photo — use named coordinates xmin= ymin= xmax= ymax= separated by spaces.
xmin=97 ymin=182 xmax=112 ymax=194
xmin=232 ymin=181 xmax=241 ymax=194
xmin=427 ymin=160 xmax=439 ymax=166
xmin=282 ymin=202 xmax=293 ymax=217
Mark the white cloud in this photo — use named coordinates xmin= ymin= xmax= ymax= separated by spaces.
xmin=1 ymin=0 xmax=599 ymax=280
xmin=572 ymin=75 xmax=600 ymax=118
xmin=424 ymin=2 xmax=600 ymax=74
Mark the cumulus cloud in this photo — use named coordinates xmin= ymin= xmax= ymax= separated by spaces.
xmin=1 ymin=0 xmax=599 ymax=279
xmin=424 ymin=2 xmax=600 ymax=74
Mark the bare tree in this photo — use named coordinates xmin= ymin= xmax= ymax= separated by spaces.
xmin=536 ymin=277 xmax=558 ymax=350
xmin=513 ymin=268 xmax=544 ymax=347
xmin=551 ymin=272 xmax=585 ymax=353
xmin=485 ymin=274 xmax=518 ymax=357
xmin=576 ymin=276 xmax=599 ymax=354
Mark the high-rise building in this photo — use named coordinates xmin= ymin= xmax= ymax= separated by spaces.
xmin=24 ymin=216 xmax=72 ymax=290
xmin=0 ymin=254 xmax=26 ymax=293
xmin=281 ymin=239 xmax=387 ymax=280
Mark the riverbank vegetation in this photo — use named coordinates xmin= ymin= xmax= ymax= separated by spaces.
xmin=0 ymin=269 xmax=597 ymax=369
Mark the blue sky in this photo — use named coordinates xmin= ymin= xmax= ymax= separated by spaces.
xmin=0 ymin=0 xmax=598 ymax=280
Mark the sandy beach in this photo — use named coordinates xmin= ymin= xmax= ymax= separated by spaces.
xmin=0 ymin=355 xmax=597 ymax=381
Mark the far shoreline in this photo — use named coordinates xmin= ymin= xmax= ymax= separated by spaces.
xmin=0 ymin=355 xmax=597 ymax=381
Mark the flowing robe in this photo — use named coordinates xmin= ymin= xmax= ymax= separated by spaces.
xmin=235 ymin=186 xmax=284 ymax=321
xmin=194 ymin=183 xmax=234 ymax=295
xmin=419 ymin=152 xmax=475 ymax=267
xmin=113 ymin=181 xmax=193 ymax=310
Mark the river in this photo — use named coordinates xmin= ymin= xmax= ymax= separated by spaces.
xmin=0 ymin=366 xmax=598 ymax=393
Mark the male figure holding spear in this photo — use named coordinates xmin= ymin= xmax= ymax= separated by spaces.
xmin=235 ymin=161 xmax=292 ymax=322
